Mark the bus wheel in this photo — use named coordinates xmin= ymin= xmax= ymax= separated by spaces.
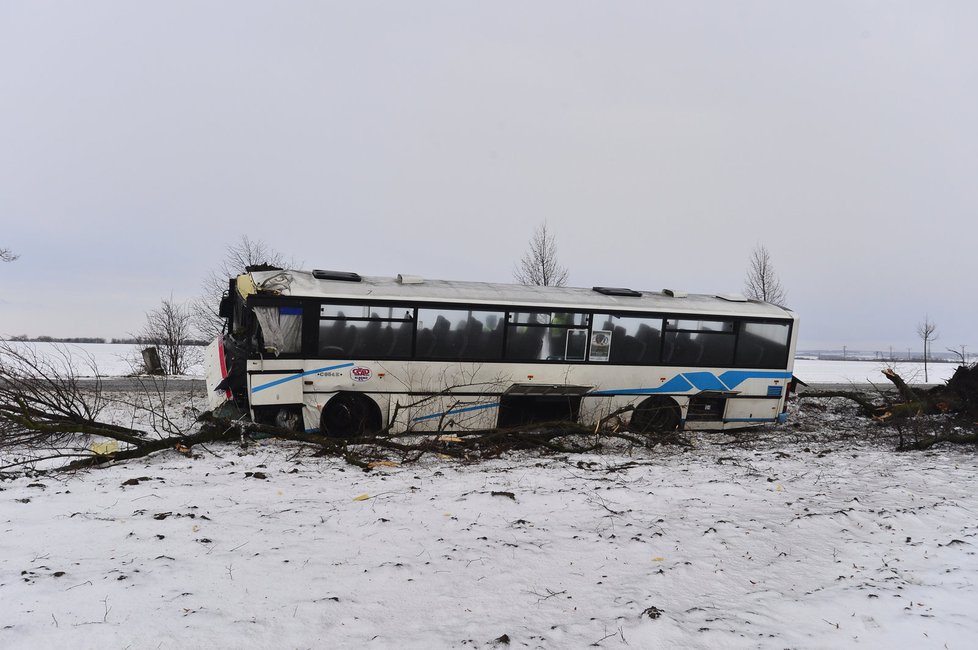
xmin=630 ymin=396 xmax=680 ymax=433
xmin=320 ymin=393 xmax=381 ymax=438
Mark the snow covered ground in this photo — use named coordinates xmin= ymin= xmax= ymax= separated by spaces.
xmin=2 ymin=398 xmax=977 ymax=649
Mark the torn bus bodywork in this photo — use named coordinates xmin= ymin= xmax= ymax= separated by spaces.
xmin=205 ymin=268 xmax=308 ymax=431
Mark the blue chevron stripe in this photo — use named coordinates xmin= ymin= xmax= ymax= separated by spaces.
xmin=591 ymin=370 xmax=792 ymax=396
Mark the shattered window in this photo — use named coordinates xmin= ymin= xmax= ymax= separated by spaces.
xmin=253 ymin=306 xmax=303 ymax=356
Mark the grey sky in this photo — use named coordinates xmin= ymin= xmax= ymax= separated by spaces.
xmin=2 ymin=1 xmax=976 ymax=351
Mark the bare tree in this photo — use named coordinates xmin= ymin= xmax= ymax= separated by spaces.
xmin=744 ymin=244 xmax=787 ymax=306
xmin=514 ymin=222 xmax=569 ymax=287
xmin=141 ymin=296 xmax=199 ymax=375
xmin=946 ymin=345 xmax=968 ymax=366
xmin=193 ymin=236 xmax=291 ymax=341
xmin=1 ymin=247 xmax=18 ymax=262
xmin=916 ymin=316 xmax=938 ymax=383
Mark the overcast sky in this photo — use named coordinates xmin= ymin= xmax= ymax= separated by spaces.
xmin=2 ymin=1 xmax=976 ymax=351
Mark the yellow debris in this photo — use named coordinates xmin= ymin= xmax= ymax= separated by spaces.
xmin=367 ymin=461 xmax=399 ymax=469
xmin=653 ymin=556 xmax=665 ymax=562
xmin=89 ymin=441 xmax=118 ymax=456
xmin=236 ymin=273 xmax=257 ymax=298
xmin=352 ymin=494 xmax=370 ymax=502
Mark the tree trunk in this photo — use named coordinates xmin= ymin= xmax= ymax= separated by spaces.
xmin=882 ymin=368 xmax=922 ymax=404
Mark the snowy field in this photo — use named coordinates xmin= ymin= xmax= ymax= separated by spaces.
xmin=1 ymin=342 xmax=204 ymax=377
xmin=2 ymin=342 xmax=962 ymax=386
xmin=793 ymin=359 xmax=958 ymax=386
xmin=2 ymin=398 xmax=977 ymax=649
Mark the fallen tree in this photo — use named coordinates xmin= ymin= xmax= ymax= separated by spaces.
xmin=1 ymin=341 xmax=681 ymax=474
xmin=0 ymin=341 xmax=243 ymax=472
xmin=799 ymin=363 xmax=978 ymax=450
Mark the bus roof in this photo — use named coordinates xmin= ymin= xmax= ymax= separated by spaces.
xmin=247 ymin=269 xmax=795 ymax=321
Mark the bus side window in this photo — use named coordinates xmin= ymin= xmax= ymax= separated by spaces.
xmin=735 ymin=322 xmax=790 ymax=368
xmin=390 ymin=320 xmax=413 ymax=357
xmin=664 ymin=319 xmax=735 ymax=367
xmin=416 ymin=309 xmax=505 ymax=360
xmin=319 ymin=313 xmax=347 ymax=356
xmin=593 ymin=315 xmax=662 ymax=365
xmin=430 ymin=316 xmax=452 ymax=357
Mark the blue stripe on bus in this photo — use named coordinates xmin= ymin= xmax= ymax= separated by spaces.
xmin=590 ymin=370 xmax=792 ymax=396
xmin=251 ymin=363 xmax=355 ymax=394
xmin=717 ymin=371 xmax=792 ymax=389
xmin=413 ymin=402 xmax=499 ymax=422
xmin=590 ymin=374 xmax=693 ymax=396
xmin=684 ymin=371 xmax=728 ymax=392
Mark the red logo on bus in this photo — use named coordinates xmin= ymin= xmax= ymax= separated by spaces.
xmin=350 ymin=366 xmax=372 ymax=382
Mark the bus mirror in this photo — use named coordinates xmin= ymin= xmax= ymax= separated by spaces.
xmin=219 ymin=295 xmax=233 ymax=318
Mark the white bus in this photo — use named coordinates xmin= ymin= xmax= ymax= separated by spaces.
xmin=205 ymin=269 xmax=799 ymax=436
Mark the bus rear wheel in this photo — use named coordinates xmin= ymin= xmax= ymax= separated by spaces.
xmin=630 ymin=396 xmax=680 ymax=433
xmin=320 ymin=393 xmax=382 ymax=438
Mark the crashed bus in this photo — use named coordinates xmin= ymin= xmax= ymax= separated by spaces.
xmin=205 ymin=268 xmax=799 ymax=436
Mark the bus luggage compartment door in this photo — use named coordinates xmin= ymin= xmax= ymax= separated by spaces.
xmin=249 ymin=371 xmax=304 ymax=406
xmin=686 ymin=394 xmax=727 ymax=422
xmin=497 ymin=384 xmax=591 ymax=428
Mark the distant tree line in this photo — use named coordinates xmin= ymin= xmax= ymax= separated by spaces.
xmin=3 ymin=335 xmax=208 ymax=346
xmin=6 ymin=335 xmax=109 ymax=344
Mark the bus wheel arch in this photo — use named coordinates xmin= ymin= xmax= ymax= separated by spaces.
xmin=630 ymin=396 xmax=681 ymax=433
xmin=320 ymin=392 xmax=383 ymax=438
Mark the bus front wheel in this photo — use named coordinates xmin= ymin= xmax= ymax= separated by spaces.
xmin=320 ymin=393 xmax=382 ymax=438
xmin=630 ymin=396 xmax=680 ymax=433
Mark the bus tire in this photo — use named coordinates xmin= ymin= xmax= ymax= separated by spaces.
xmin=320 ymin=392 xmax=382 ymax=438
xmin=630 ymin=396 xmax=680 ymax=433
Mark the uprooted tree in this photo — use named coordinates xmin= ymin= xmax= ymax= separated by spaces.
xmin=0 ymin=341 xmax=225 ymax=472
xmin=802 ymin=363 xmax=978 ymax=451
